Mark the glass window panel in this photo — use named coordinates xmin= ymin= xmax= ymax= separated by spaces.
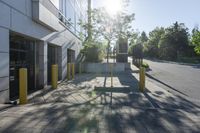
xmin=66 ymin=0 xmax=75 ymax=30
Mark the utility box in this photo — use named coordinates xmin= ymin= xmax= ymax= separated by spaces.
xmin=116 ymin=37 xmax=128 ymax=62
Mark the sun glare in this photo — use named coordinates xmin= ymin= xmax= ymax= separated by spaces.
xmin=105 ymin=0 xmax=122 ymax=16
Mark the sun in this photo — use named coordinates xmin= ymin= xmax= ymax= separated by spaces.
xmin=104 ymin=0 xmax=122 ymax=16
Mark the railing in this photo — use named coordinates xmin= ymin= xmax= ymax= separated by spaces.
xmin=58 ymin=11 xmax=83 ymax=39
xmin=35 ymin=0 xmax=83 ymax=37
xmin=58 ymin=11 xmax=74 ymax=31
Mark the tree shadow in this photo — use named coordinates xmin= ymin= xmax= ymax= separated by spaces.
xmin=1 ymin=70 xmax=200 ymax=132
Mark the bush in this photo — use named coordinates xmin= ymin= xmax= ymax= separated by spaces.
xmin=81 ymin=42 xmax=105 ymax=62
xmin=177 ymin=57 xmax=200 ymax=64
xmin=142 ymin=62 xmax=149 ymax=68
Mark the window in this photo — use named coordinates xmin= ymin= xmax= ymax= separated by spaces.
xmin=57 ymin=0 xmax=87 ymax=37
xmin=66 ymin=0 xmax=75 ymax=29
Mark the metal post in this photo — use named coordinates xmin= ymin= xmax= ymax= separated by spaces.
xmin=139 ymin=67 xmax=145 ymax=92
xmin=67 ymin=63 xmax=71 ymax=80
xmin=110 ymin=64 xmax=113 ymax=87
xmin=51 ymin=64 xmax=58 ymax=89
xmin=19 ymin=68 xmax=28 ymax=104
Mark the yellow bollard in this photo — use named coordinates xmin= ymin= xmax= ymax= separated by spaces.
xmin=79 ymin=63 xmax=82 ymax=74
xmin=67 ymin=63 xmax=71 ymax=80
xmin=139 ymin=67 xmax=145 ymax=92
xmin=51 ymin=64 xmax=58 ymax=89
xmin=110 ymin=64 xmax=113 ymax=87
xmin=71 ymin=63 xmax=75 ymax=79
xmin=19 ymin=68 xmax=28 ymax=104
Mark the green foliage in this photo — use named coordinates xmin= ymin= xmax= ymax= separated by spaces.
xmin=139 ymin=31 xmax=148 ymax=43
xmin=159 ymin=22 xmax=189 ymax=60
xmin=141 ymin=22 xmax=190 ymax=60
xmin=88 ymin=6 xmax=134 ymax=62
xmin=158 ymin=33 xmax=177 ymax=60
xmin=132 ymin=43 xmax=143 ymax=58
xmin=192 ymin=29 xmax=200 ymax=55
xmin=80 ymin=1 xmax=135 ymax=62
xmin=92 ymin=8 xmax=135 ymax=42
xmin=115 ymin=12 xmax=135 ymax=38
xmin=81 ymin=41 xmax=106 ymax=62
xmin=177 ymin=57 xmax=200 ymax=64
xmin=144 ymin=27 xmax=165 ymax=58
xmin=129 ymin=31 xmax=147 ymax=56
xmin=142 ymin=62 xmax=149 ymax=68
xmin=195 ymin=45 xmax=200 ymax=55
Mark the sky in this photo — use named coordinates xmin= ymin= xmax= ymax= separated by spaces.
xmin=92 ymin=0 xmax=200 ymax=34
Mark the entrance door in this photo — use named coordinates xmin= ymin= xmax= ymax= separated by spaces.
xmin=9 ymin=35 xmax=35 ymax=100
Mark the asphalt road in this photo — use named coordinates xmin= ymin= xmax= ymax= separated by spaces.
xmin=143 ymin=59 xmax=200 ymax=101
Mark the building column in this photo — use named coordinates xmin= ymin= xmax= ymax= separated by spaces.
xmin=60 ymin=44 xmax=68 ymax=80
xmin=0 ymin=27 xmax=9 ymax=103
xmin=58 ymin=46 xmax=63 ymax=81
xmin=37 ymin=41 xmax=48 ymax=88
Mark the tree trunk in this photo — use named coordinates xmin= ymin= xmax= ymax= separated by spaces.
xmin=107 ymin=41 xmax=111 ymax=63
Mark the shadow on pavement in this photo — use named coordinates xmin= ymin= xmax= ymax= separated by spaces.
xmin=0 ymin=69 xmax=200 ymax=132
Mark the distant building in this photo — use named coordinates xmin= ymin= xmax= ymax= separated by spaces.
xmin=116 ymin=37 xmax=128 ymax=62
xmin=0 ymin=0 xmax=87 ymax=103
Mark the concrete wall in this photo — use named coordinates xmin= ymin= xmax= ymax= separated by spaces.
xmin=37 ymin=41 xmax=48 ymax=88
xmin=82 ymin=63 xmax=129 ymax=73
xmin=0 ymin=0 xmax=82 ymax=103
xmin=50 ymin=0 xmax=59 ymax=9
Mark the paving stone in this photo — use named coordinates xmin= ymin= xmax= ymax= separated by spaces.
xmin=0 ymin=69 xmax=199 ymax=132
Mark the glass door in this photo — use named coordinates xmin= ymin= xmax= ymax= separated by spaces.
xmin=9 ymin=35 xmax=35 ymax=100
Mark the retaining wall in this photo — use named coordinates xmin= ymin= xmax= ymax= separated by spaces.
xmin=81 ymin=63 xmax=130 ymax=73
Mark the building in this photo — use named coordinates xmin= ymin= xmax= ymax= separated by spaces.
xmin=0 ymin=0 xmax=87 ymax=103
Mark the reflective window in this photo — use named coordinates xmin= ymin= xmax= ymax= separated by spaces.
xmin=58 ymin=0 xmax=87 ymax=37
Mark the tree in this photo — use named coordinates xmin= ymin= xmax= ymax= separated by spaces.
xmin=192 ymin=27 xmax=200 ymax=55
xmin=115 ymin=12 xmax=135 ymax=38
xmin=144 ymin=27 xmax=165 ymax=57
xmin=132 ymin=42 xmax=143 ymax=66
xmin=80 ymin=1 xmax=135 ymax=62
xmin=139 ymin=31 xmax=148 ymax=43
xmin=158 ymin=22 xmax=189 ymax=60
xmin=92 ymin=8 xmax=116 ymax=62
xmin=158 ymin=32 xmax=177 ymax=60
xmin=92 ymin=7 xmax=134 ymax=62
xmin=81 ymin=41 xmax=106 ymax=62
xmin=128 ymin=31 xmax=139 ymax=55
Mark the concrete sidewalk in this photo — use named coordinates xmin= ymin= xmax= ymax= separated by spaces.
xmin=0 ymin=65 xmax=199 ymax=133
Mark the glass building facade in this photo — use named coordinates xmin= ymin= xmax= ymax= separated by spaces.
xmin=0 ymin=0 xmax=85 ymax=103
xmin=57 ymin=0 xmax=87 ymax=37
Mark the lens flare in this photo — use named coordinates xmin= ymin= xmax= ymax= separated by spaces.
xmin=105 ymin=0 xmax=122 ymax=16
